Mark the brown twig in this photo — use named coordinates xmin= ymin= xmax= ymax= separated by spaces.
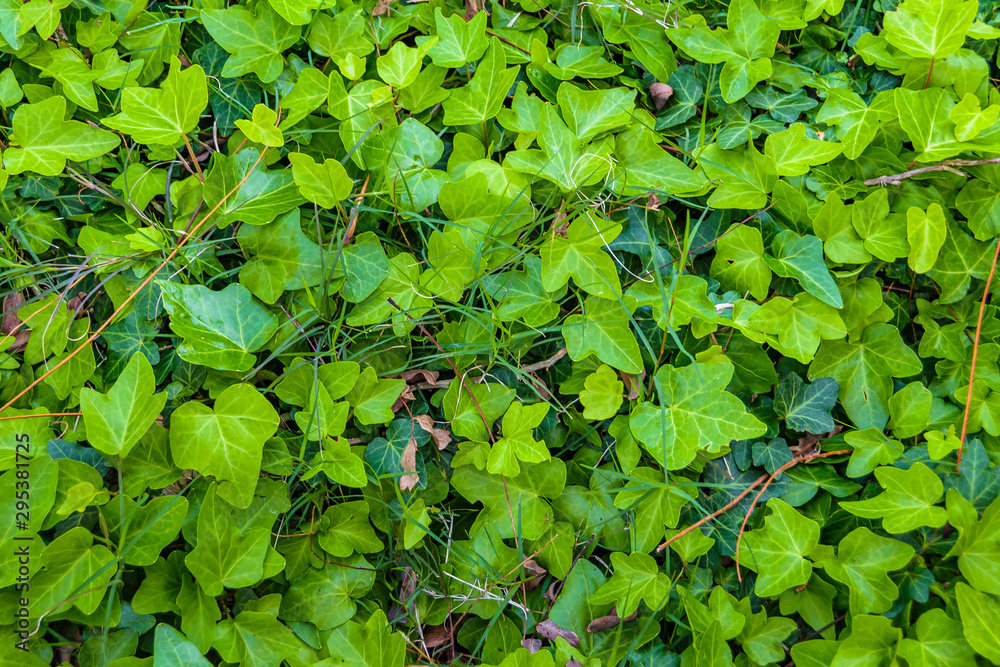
xmin=958 ymin=236 xmax=1000 ymax=471
xmin=735 ymin=449 xmax=851 ymax=580
xmin=656 ymin=474 xmax=768 ymax=553
xmin=0 ymin=412 xmax=82 ymax=422
xmin=0 ymin=151 xmax=269 ymax=414
xmin=864 ymin=157 xmax=1000 ymax=187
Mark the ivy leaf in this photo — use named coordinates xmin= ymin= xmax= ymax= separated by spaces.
xmin=29 ymin=527 xmax=117 ymax=617
xmin=737 ymin=498 xmax=820 ymax=597
xmin=907 ymin=203 xmax=947 ymax=274
xmin=773 ymin=373 xmax=838 ymax=434
xmin=81 ymin=352 xmax=166 ymax=458
xmin=667 ymin=0 xmax=779 ymax=102
xmin=813 ymin=527 xmax=914 ymax=615
xmin=280 ymin=555 xmax=375 ymax=630
xmin=451 ymin=459 xmax=567 ymax=540
xmin=563 ymin=296 xmax=643 ymax=374
xmin=346 ymin=367 xmax=405 ymax=425
xmin=203 ymin=149 xmax=306 ymax=228
xmin=214 ymin=608 xmax=301 ymax=667
xmin=946 ymin=490 xmax=1000 ymax=594
xmin=541 ymin=215 xmax=622 ymax=298
xmin=614 ymin=468 xmax=689 ymax=554
xmin=105 ymin=495 xmax=187 ymax=566
xmin=698 ymin=143 xmax=777 ymax=209
xmin=809 ymin=324 xmax=922 ymax=429
xmin=764 ymin=123 xmax=843 ymax=177
xmin=883 ymin=0 xmax=977 ymax=60
xmin=580 ymin=365 xmax=625 ymax=421
xmin=159 ymin=281 xmax=279 ymax=373
xmin=442 ymin=40 xmax=519 ymax=125
xmin=897 ymin=608 xmax=976 ymax=667
xmin=200 ymin=3 xmax=300 ymax=83
xmin=611 ymin=125 xmax=707 ymax=197
xmin=764 ymin=231 xmax=843 ymax=308
xmin=185 ymin=485 xmax=272 ymax=596
xmin=234 ymin=104 xmax=282 ymax=147
xmin=426 ymin=7 xmax=488 ymax=68
xmin=288 ymin=152 xmax=352 ymax=208
xmin=153 ymin=623 xmax=212 ymax=667
xmin=630 ymin=357 xmax=766 ymax=469
xmin=4 ymin=95 xmax=120 ymax=176
xmin=830 ymin=615 xmax=902 ymax=667
xmin=170 ymin=384 xmax=279 ymax=508
xmin=590 ymin=552 xmax=670 ymax=617
xmin=506 ymin=105 xmax=613 ymax=192
xmin=488 ymin=402 xmax=550 ymax=476
xmin=816 ymin=89 xmax=895 ymax=159
xmin=841 ymin=463 xmax=948 ymax=533
xmin=710 ymin=223 xmax=772 ymax=300
xmin=746 ymin=293 xmax=846 ymax=364
xmin=237 ymin=209 xmax=328 ymax=304
xmin=102 ymin=57 xmax=206 ymax=145
xmin=323 ymin=609 xmax=406 ymax=667
xmin=843 ymin=428 xmax=904 ymax=478
xmin=316 ymin=501 xmax=383 ymax=558
xmin=956 ymin=583 xmax=1000 ymax=664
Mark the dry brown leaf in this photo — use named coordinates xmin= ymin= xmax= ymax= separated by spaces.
xmin=586 ymin=606 xmax=637 ymax=633
xmin=620 ymin=370 xmax=644 ymax=400
xmin=536 ymin=619 xmax=579 ymax=647
xmin=521 ymin=639 xmax=542 ymax=654
xmin=399 ymin=438 xmax=419 ymax=491
xmin=1 ymin=293 xmax=30 ymax=354
xmin=465 ymin=0 xmax=481 ymax=20
xmin=423 ymin=624 xmax=452 ymax=648
xmin=415 ymin=414 xmax=453 ymax=450
xmin=650 ymin=82 xmax=673 ymax=109
xmin=372 ymin=0 xmax=395 ymax=16
xmin=394 ymin=369 xmax=440 ymax=384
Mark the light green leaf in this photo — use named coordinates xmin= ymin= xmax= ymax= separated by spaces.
xmin=234 ymin=104 xmax=282 ymax=147
xmin=442 ymin=40 xmax=519 ymax=125
xmin=841 ymin=463 xmax=948 ymax=533
xmin=170 ymin=384 xmax=278 ymax=508
xmin=563 ymin=296 xmax=643 ymax=374
xmin=813 ymin=527 xmax=913 ymax=615
xmin=737 ymin=498 xmax=820 ymax=597
xmin=159 ymin=281 xmax=278 ymax=372
xmin=200 ymin=3 xmax=300 ymax=83
xmin=907 ymin=203 xmax=947 ymax=274
xmin=81 ymin=352 xmax=166 ymax=458
xmin=590 ymin=552 xmax=670 ymax=617
xmin=103 ymin=57 xmax=206 ymax=145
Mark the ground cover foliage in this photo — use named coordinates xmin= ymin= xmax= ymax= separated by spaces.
xmin=6 ymin=0 xmax=1000 ymax=664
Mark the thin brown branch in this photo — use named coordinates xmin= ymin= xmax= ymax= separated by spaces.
xmin=864 ymin=157 xmax=1000 ymax=187
xmin=958 ymin=236 xmax=1000 ymax=470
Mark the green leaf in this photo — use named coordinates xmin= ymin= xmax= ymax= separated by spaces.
xmin=185 ymin=484 xmax=271 ymax=595
xmin=4 ymin=95 xmax=120 ymax=176
xmin=541 ymin=214 xmax=622 ymax=299
xmin=487 ymin=401 xmax=550 ymax=476
xmin=214 ymin=608 xmax=301 ymax=667
xmin=170 ymin=384 xmax=279 ymax=508
xmin=506 ymin=104 xmax=613 ymax=192
xmin=280 ymin=555 xmax=375 ymax=630
xmin=809 ymin=324 xmax=922 ymax=429
xmin=234 ymin=104 xmax=283 ymax=147
xmin=200 ymin=3 xmax=300 ymax=83
xmin=830 ymin=615 xmax=902 ymax=667
xmin=346 ymin=366 xmax=405 ymax=425
xmin=317 ymin=501 xmax=384 ymax=557
xmin=906 ymin=203 xmax=947 ymax=274
xmin=563 ymin=296 xmax=643 ymax=374
xmin=737 ymin=498 xmax=820 ymax=597
xmin=153 ymin=624 xmax=212 ymax=667
xmin=698 ymin=142 xmax=777 ymax=209
xmin=816 ymin=89 xmax=896 ymax=159
xmin=30 ymin=527 xmax=117 ymax=617
xmin=81 ymin=352 xmax=166 ymax=457
xmin=813 ymin=527 xmax=914 ymax=614
xmin=956 ymin=583 xmax=1000 ymax=663
xmin=451 ymin=459 xmax=566 ymax=540
xmin=426 ymin=7 xmax=487 ymax=68
xmin=630 ymin=357 xmax=766 ymax=469
xmin=159 ymin=281 xmax=278 ymax=372
xmin=841 ymin=463 xmax=948 ymax=533
xmin=764 ymin=231 xmax=843 ymax=308
xmin=580 ymin=365 xmax=624 ymax=420
xmin=556 ymin=83 xmax=634 ymax=143
xmin=883 ymin=0 xmax=976 ymax=60
xmin=323 ymin=609 xmax=405 ymax=667
xmin=237 ymin=208 xmax=328 ymax=304
xmin=590 ymin=552 xmax=670 ymax=617
xmin=746 ymin=293 xmax=846 ymax=364
xmin=710 ymin=224 xmax=772 ymax=300
xmin=773 ymin=373 xmax=838 ymax=434
xmin=764 ymin=123 xmax=843 ymax=177
xmin=102 ymin=57 xmax=206 ymax=145
xmin=946 ymin=490 xmax=1000 ymax=594
xmin=442 ymin=40 xmax=519 ymax=125
xmin=203 ymin=149 xmax=306 ymax=227
xmin=897 ymin=608 xmax=975 ymax=667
